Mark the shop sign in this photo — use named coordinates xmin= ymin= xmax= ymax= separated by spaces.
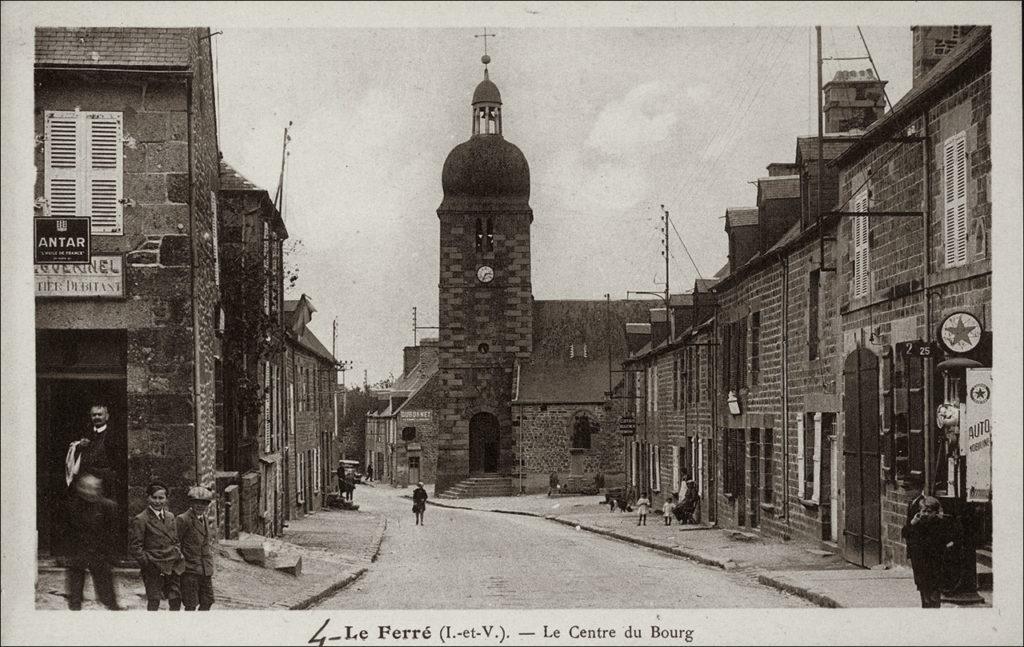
xmin=35 ymin=217 xmax=90 ymax=264
xmin=938 ymin=311 xmax=983 ymax=354
xmin=961 ymin=368 xmax=992 ymax=502
xmin=400 ymin=410 xmax=431 ymax=421
xmin=34 ymin=255 xmax=123 ymax=298
xmin=619 ymin=415 xmax=636 ymax=435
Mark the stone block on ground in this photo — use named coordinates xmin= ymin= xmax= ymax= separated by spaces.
xmin=272 ymin=554 xmax=302 ymax=577
xmin=231 ymin=540 xmax=267 ymax=566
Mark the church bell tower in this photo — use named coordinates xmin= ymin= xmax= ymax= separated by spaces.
xmin=434 ymin=52 xmax=533 ymax=495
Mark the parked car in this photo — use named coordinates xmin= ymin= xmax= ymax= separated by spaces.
xmin=338 ymin=459 xmax=363 ymax=484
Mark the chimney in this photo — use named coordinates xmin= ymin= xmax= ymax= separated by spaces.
xmin=911 ymin=25 xmax=975 ymax=88
xmin=767 ymin=162 xmax=800 ymax=177
xmin=822 ymin=69 xmax=887 ymax=133
xmin=724 ymin=207 xmax=760 ymax=272
xmin=649 ymin=308 xmax=669 ymax=347
xmin=402 ymin=346 xmax=421 ymax=378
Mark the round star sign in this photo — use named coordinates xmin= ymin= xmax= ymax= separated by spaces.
xmin=939 ymin=311 xmax=982 ymax=354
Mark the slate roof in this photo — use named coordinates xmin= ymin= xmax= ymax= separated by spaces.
xmin=795 ymin=136 xmax=859 ymax=163
xmin=758 ymin=175 xmax=801 ymax=201
xmin=515 ymin=299 xmax=651 ymax=404
xmin=220 ymin=161 xmax=263 ymax=192
xmin=35 ymin=27 xmax=194 ymax=68
xmin=725 ymin=207 xmax=758 ymax=228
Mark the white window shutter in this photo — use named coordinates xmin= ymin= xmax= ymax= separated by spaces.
xmin=944 ymin=132 xmax=968 ymax=267
xmin=85 ymin=112 xmax=123 ymax=235
xmin=796 ymin=416 xmax=806 ymax=499
xmin=853 ymin=190 xmax=870 ymax=297
xmin=44 ymin=111 xmax=81 ymax=219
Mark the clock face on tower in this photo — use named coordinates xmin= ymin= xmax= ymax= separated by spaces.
xmin=476 ymin=265 xmax=494 ymax=283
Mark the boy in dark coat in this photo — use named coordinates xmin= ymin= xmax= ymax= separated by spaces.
xmin=412 ymin=481 xmax=428 ymax=526
xmin=176 ymin=486 xmax=216 ymax=610
xmin=904 ymin=495 xmax=952 ymax=608
xmin=64 ymin=474 xmax=122 ymax=610
xmin=130 ymin=481 xmax=185 ymax=610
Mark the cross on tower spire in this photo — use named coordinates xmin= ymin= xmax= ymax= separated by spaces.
xmin=475 ymin=29 xmax=496 ymax=70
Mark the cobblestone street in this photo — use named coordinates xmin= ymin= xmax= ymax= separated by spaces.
xmin=314 ymin=486 xmax=814 ymax=609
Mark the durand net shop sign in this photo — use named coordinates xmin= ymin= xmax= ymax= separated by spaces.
xmin=35 ymin=255 xmax=124 ymax=298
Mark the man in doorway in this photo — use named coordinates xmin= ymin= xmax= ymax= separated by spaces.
xmin=365 ymin=463 xmax=374 ymax=483
xmin=64 ymin=474 xmax=122 ymax=610
xmin=67 ymin=404 xmax=118 ymax=490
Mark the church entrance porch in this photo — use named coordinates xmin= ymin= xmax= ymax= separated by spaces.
xmin=469 ymin=412 xmax=500 ymax=474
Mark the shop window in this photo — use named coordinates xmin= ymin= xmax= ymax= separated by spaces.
xmin=892 ymin=344 xmax=926 ymax=483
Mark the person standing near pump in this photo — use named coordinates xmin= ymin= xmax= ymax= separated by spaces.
xmin=662 ymin=494 xmax=674 ymax=526
xmin=904 ymin=494 xmax=953 ymax=608
xmin=412 ymin=481 xmax=428 ymax=526
xmin=130 ymin=482 xmax=185 ymax=611
xmin=64 ymin=474 xmax=122 ymax=610
xmin=635 ymin=491 xmax=650 ymax=526
xmin=176 ymin=486 xmax=216 ymax=611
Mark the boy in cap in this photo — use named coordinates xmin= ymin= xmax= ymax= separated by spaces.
xmin=176 ymin=486 xmax=216 ymax=610
xmin=130 ymin=481 xmax=184 ymax=610
xmin=412 ymin=481 xmax=428 ymax=526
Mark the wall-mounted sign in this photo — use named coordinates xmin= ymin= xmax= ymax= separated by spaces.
xmin=35 ymin=255 xmax=123 ymax=298
xmin=896 ymin=340 xmax=941 ymax=358
xmin=619 ymin=415 xmax=636 ymax=436
xmin=962 ymin=368 xmax=991 ymax=502
xmin=400 ymin=410 xmax=432 ymax=421
xmin=35 ymin=217 xmax=90 ymax=264
xmin=939 ymin=311 xmax=982 ymax=354
xmin=727 ymin=391 xmax=742 ymax=416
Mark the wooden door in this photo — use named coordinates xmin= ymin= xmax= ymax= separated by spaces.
xmin=843 ymin=348 xmax=882 ymax=567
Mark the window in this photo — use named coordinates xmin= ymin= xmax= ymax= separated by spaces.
xmin=943 ymin=131 xmax=968 ymax=267
xmin=44 ymin=111 xmax=124 ymax=234
xmin=723 ymin=428 xmax=745 ymax=497
xmin=892 ymin=344 xmax=926 ymax=483
xmin=763 ymin=428 xmax=774 ymax=505
xmin=750 ymin=312 xmax=761 ymax=386
xmin=475 ymin=218 xmax=484 ymax=251
xmin=721 ymin=324 xmax=732 ymax=393
xmin=808 ymin=270 xmax=821 ymax=360
xmin=571 ymin=412 xmax=592 ymax=450
xmin=694 ymin=347 xmax=701 ymax=403
xmin=673 ymin=355 xmax=679 ymax=410
xmin=852 ymin=189 xmax=870 ymax=298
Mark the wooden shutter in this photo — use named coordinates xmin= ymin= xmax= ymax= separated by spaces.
xmin=44 ymin=112 xmax=81 ymax=219
xmin=943 ymin=132 xmax=968 ymax=267
xmin=86 ymin=113 xmax=123 ymax=234
xmin=852 ymin=190 xmax=870 ymax=297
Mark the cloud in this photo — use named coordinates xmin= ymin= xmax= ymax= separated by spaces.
xmin=584 ymin=81 xmax=679 ymax=158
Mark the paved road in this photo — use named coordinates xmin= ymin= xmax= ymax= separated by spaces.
xmin=314 ymin=486 xmax=813 ymax=609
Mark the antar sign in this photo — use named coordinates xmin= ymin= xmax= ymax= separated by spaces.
xmin=35 ymin=217 xmax=90 ymax=264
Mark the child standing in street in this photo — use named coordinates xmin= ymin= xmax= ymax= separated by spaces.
xmin=662 ymin=495 xmax=674 ymax=526
xmin=636 ymin=492 xmax=650 ymax=526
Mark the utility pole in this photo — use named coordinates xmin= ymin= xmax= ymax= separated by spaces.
xmin=412 ymin=306 xmax=439 ymax=346
xmin=660 ymin=204 xmax=674 ymax=342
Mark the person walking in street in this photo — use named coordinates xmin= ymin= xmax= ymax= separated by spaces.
xmin=412 ymin=481 xmax=428 ymax=526
xmin=903 ymin=494 xmax=953 ymax=608
xmin=336 ymin=461 xmax=346 ymax=494
xmin=365 ymin=464 xmax=374 ymax=483
xmin=130 ymin=481 xmax=185 ymax=611
xmin=662 ymin=494 xmax=674 ymax=526
xmin=176 ymin=486 xmax=216 ymax=611
xmin=635 ymin=491 xmax=650 ymax=526
xmin=64 ymin=474 xmax=122 ymax=610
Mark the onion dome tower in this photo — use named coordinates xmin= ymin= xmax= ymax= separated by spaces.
xmin=434 ymin=52 xmax=534 ymax=496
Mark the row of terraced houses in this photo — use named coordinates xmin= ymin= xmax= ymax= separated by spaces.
xmin=33 ymin=27 xmax=341 ymax=558
xmin=621 ymin=25 xmax=992 ymax=574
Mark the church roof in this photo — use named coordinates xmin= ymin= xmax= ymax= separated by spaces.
xmin=472 ymin=77 xmax=502 ymax=104
xmin=514 ymin=299 xmax=651 ymax=404
xmin=440 ymin=135 xmax=531 ymax=213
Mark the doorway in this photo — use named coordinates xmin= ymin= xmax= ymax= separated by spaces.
xmin=408 ymin=456 xmax=420 ymax=484
xmin=469 ymin=412 xmax=500 ymax=473
xmin=843 ymin=348 xmax=882 ymax=567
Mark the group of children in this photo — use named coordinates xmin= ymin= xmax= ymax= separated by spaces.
xmin=128 ymin=482 xmax=217 ymax=611
xmin=633 ymin=480 xmax=700 ymax=526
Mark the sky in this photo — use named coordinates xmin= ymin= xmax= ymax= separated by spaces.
xmin=2 ymin=2 xmax=1014 ymax=386
xmin=213 ymin=21 xmax=913 ymax=384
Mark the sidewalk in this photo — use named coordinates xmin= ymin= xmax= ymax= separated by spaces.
xmin=416 ymin=488 xmax=992 ymax=609
xmin=35 ymin=507 xmax=386 ymax=610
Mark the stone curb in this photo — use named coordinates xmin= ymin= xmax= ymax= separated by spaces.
xmin=755 ymin=573 xmax=841 ymax=608
xmin=288 ymin=569 xmax=368 ymax=610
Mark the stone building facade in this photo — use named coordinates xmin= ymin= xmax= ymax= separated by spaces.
xmin=216 ymin=161 xmax=288 ymax=536
xmin=33 ymin=28 xmax=220 ymax=554
xmin=284 ymin=295 xmax=338 ymax=517
xmin=832 ymin=26 xmax=991 ymax=569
